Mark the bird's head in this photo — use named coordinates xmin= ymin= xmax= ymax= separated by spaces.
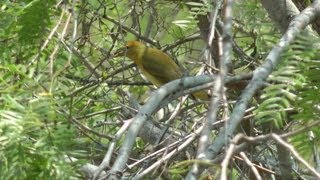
xmin=114 ymin=41 xmax=146 ymax=60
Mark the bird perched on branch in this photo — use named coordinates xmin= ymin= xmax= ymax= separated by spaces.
xmin=114 ymin=41 xmax=210 ymax=101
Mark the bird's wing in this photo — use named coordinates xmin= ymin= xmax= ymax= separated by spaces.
xmin=141 ymin=47 xmax=183 ymax=86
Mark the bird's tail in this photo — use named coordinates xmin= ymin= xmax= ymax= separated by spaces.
xmin=192 ymin=91 xmax=211 ymax=101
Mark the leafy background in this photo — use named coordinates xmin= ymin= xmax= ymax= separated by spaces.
xmin=0 ymin=0 xmax=319 ymax=179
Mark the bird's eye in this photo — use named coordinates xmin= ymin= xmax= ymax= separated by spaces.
xmin=126 ymin=46 xmax=130 ymax=49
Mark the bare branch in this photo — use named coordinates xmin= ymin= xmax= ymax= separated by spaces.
xmin=271 ymin=134 xmax=320 ymax=178
xmin=239 ymin=152 xmax=262 ymax=180
xmin=188 ymin=0 xmax=234 ymax=178
xmin=203 ymin=0 xmax=320 ymax=163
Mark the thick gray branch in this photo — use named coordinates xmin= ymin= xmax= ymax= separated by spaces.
xmin=261 ymin=0 xmax=316 ymax=35
xmin=186 ymin=1 xmax=320 ymax=178
xmin=107 ymin=73 xmax=249 ymax=179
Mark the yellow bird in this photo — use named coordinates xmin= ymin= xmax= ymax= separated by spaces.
xmin=114 ymin=41 xmax=209 ymax=101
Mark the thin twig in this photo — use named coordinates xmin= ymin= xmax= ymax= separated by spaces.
xmin=134 ymin=125 xmax=204 ymax=179
xmin=271 ymin=134 xmax=320 ymax=178
xmin=221 ymin=134 xmax=242 ymax=180
xmin=239 ymin=152 xmax=262 ymax=180
xmin=93 ymin=118 xmax=134 ymax=180
xmin=201 ymin=0 xmax=320 ymax=166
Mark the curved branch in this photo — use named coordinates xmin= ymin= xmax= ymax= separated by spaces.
xmin=103 ymin=73 xmax=250 ymax=179
xmin=185 ymin=1 xmax=320 ymax=179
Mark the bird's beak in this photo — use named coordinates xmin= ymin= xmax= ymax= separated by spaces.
xmin=113 ymin=47 xmax=127 ymax=57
